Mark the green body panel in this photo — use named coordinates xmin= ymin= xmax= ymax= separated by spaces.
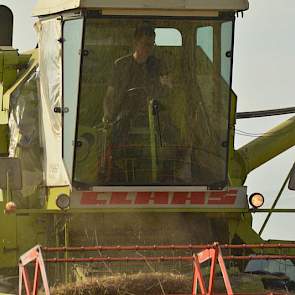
xmin=0 ymin=48 xmax=18 ymax=123
xmin=237 ymin=116 xmax=295 ymax=177
xmin=0 ymin=49 xmax=17 ymax=154
xmin=0 ymin=48 xmax=31 ymax=155
xmin=0 ymin=203 xmax=17 ymax=267
xmin=0 ymin=125 xmax=8 ymax=155
xmin=0 ymin=212 xmax=48 ymax=268
xmin=228 ymin=92 xmax=242 ymax=186
xmin=0 ymin=49 xmax=43 ymax=270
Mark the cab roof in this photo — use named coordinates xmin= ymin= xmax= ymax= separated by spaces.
xmin=33 ymin=0 xmax=249 ymax=17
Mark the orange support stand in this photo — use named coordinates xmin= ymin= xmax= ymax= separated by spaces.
xmin=192 ymin=243 xmax=233 ymax=295
xmin=19 ymin=245 xmax=50 ymax=295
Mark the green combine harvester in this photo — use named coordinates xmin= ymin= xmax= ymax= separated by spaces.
xmin=0 ymin=0 xmax=295 ymax=293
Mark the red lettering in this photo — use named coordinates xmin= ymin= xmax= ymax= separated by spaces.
xmin=95 ymin=193 xmax=107 ymax=205
xmin=208 ymin=190 xmax=237 ymax=205
xmin=172 ymin=192 xmax=205 ymax=204
xmin=135 ymin=192 xmax=169 ymax=204
xmin=79 ymin=189 xmax=239 ymax=207
xmin=80 ymin=192 xmax=98 ymax=205
xmin=80 ymin=192 xmax=109 ymax=205
xmin=110 ymin=192 xmax=131 ymax=205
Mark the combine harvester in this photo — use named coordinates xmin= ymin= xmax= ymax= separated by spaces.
xmin=0 ymin=0 xmax=295 ymax=293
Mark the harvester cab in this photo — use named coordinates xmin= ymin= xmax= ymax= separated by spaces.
xmin=1 ymin=0 xmax=253 ymax=213
xmin=66 ymin=10 xmax=234 ymax=189
xmin=32 ymin=0 xmax=245 ymax=191
xmin=2 ymin=0 xmax=295 ymax=292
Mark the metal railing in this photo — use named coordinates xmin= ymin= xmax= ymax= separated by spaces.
xmin=19 ymin=243 xmax=295 ymax=295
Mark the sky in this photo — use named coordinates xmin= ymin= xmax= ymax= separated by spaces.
xmin=0 ymin=0 xmax=294 ymax=240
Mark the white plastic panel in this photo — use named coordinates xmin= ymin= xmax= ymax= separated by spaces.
xmin=63 ymin=18 xmax=84 ymax=179
xmin=38 ymin=17 xmax=70 ymax=186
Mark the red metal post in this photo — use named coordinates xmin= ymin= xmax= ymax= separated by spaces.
xmin=218 ymin=248 xmax=234 ymax=295
xmin=192 ymin=243 xmax=234 ymax=295
xmin=192 ymin=254 xmax=207 ymax=295
xmin=208 ymin=243 xmax=219 ymax=295
xmin=19 ymin=245 xmax=50 ymax=295
xmin=38 ymin=249 xmax=51 ymax=295
xmin=32 ymin=260 xmax=40 ymax=295
xmin=19 ymin=265 xmax=31 ymax=295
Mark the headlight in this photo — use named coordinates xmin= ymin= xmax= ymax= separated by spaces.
xmin=4 ymin=201 xmax=16 ymax=214
xmin=56 ymin=194 xmax=70 ymax=210
xmin=249 ymin=193 xmax=264 ymax=209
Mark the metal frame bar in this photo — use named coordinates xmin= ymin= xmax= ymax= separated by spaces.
xmin=44 ymin=254 xmax=295 ymax=263
xmin=192 ymin=243 xmax=233 ymax=295
xmin=18 ymin=245 xmax=50 ymax=295
xmin=42 ymin=243 xmax=295 ymax=252
xmin=236 ymin=107 xmax=295 ymax=119
xmin=259 ymin=165 xmax=294 ymax=235
xmin=192 ymin=254 xmax=207 ymax=295
xmin=19 ymin=243 xmax=295 ymax=295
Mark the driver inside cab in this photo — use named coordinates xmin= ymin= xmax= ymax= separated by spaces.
xmin=101 ymin=23 xmax=180 ymax=184
xmin=103 ymin=22 xmax=172 ymax=123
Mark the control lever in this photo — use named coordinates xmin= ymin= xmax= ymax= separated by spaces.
xmin=152 ymin=100 xmax=163 ymax=147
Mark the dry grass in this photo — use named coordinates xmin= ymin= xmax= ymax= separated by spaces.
xmin=49 ymin=272 xmax=191 ymax=295
xmin=47 ymin=271 xmax=272 ymax=295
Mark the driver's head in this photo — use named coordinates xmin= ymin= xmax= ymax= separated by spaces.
xmin=133 ymin=23 xmax=155 ymax=63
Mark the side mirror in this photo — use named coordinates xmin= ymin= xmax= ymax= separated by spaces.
xmin=0 ymin=158 xmax=22 ymax=191
xmin=288 ymin=163 xmax=295 ymax=191
xmin=0 ymin=5 xmax=13 ymax=46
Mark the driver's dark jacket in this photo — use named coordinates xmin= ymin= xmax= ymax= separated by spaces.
xmin=107 ymin=54 xmax=166 ymax=121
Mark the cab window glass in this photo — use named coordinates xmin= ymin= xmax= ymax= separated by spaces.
xmin=196 ymin=26 xmax=213 ymax=62
xmin=155 ymin=28 xmax=182 ymax=46
xmin=74 ymin=18 xmax=233 ymax=187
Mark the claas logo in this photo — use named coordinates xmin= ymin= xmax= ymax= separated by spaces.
xmin=80 ymin=190 xmax=238 ymax=206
